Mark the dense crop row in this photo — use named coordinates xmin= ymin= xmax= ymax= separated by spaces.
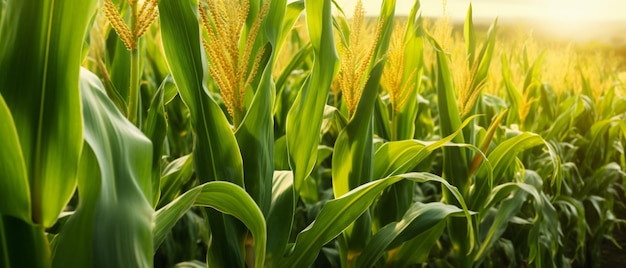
xmin=1 ymin=0 xmax=625 ymax=267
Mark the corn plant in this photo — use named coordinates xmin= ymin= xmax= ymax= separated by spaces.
xmin=1 ymin=0 xmax=625 ymax=267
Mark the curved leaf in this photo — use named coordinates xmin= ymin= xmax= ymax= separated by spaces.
xmin=154 ymin=181 xmax=266 ymax=268
xmin=373 ymin=115 xmax=478 ymax=180
xmin=279 ymin=172 xmax=472 ymax=267
xmin=356 ymin=202 xmax=466 ymax=267
xmin=52 ymin=68 xmax=153 ymax=268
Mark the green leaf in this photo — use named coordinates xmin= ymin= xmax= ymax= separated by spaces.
xmin=393 ymin=2 xmax=424 ymax=141
xmin=0 ymin=94 xmax=30 ymax=222
xmin=470 ymin=18 xmax=497 ymax=94
xmin=279 ymin=172 xmax=472 ymax=267
xmin=159 ymin=0 xmax=244 ymax=186
xmin=373 ymin=116 xmax=477 ymax=179
xmin=286 ymin=0 xmax=339 ymax=193
xmin=471 ymin=131 xmax=560 ymax=208
xmin=0 ymin=0 xmax=97 ymax=227
xmin=501 ymin=54 xmax=522 ymax=124
xmin=356 ymin=202 xmax=466 ymax=266
xmin=158 ymin=1 xmax=247 ymax=266
xmin=273 ymin=0 xmax=304 ymax=55
xmin=157 ymin=154 xmax=194 ymax=209
xmin=475 ymin=183 xmax=531 ymax=263
xmin=372 ymin=116 xmax=477 ymax=229
xmin=331 ymin=0 xmax=398 ymax=199
xmin=236 ymin=11 xmax=281 ymax=214
xmin=52 ymin=68 xmax=153 ymax=268
xmin=153 ymin=181 xmax=267 ymax=268
xmin=174 ymin=260 xmax=207 ymax=268
xmin=1 ymin=215 xmax=50 ymax=268
xmin=144 ymin=76 xmax=172 ymax=207
xmin=332 ymin=61 xmax=385 ymax=198
xmin=464 ymin=3 xmax=476 ymax=65
xmin=388 ymin=221 xmax=446 ymax=267
xmin=266 ymin=171 xmax=296 ymax=261
xmin=429 ymin=36 xmax=469 ymax=191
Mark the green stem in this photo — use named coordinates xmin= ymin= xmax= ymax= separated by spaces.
xmin=390 ymin=108 xmax=398 ymax=141
xmin=233 ymin=108 xmax=242 ymax=129
xmin=127 ymin=1 xmax=140 ymax=125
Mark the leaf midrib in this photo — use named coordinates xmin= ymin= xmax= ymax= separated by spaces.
xmin=32 ymin=0 xmax=56 ymax=224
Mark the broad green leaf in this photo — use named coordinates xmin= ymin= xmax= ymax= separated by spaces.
xmin=157 ymin=154 xmax=194 ymax=209
xmin=266 ymin=171 xmax=296 ymax=261
xmin=356 ymin=202 xmax=466 ymax=266
xmin=544 ymin=96 xmax=585 ymax=140
xmin=105 ymin=25 xmax=132 ymax=110
xmin=485 ymin=132 xmax=544 ymax=182
xmin=273 ymin=0 xmax=304 ymax=56
xmin=159 ymin=0 xmax=243 ymax=186
xmin=501 ymin=54 xmax=522 ymax=124
xmin=51 ymin=143 xmax=99 ymax=268
xmin=332 ymin=61 xmax=385 ymax=198
xmin=388 ymin=221 xmax=446 ymax=267
xmin=52 ymin=69 xmax=153 ymax=268
xmin=275 ymin=43 xmax=313 ymax=93
xmin=158 ymin=1 xmax=247 ymax=266
xmin=471 ymin=131 xmax=561 ymax=208
xmin=279 ymin=172 xmax=472 ymax=267
xmin=174 ymin=260 xmax=207 ymax=268
xmin=464 ymin=4 xmax=476 ymax=65
xmin=235 ymin=0 xmax=287 ymax=214
xmin=331 ymin=0 xmax=397 ymax=199
xmin=373 ymin=115 xmax=477 ymax=180
xmin=144 ymin=76 xmax=172 ymax=207
xmin=474 ymin=175 xmax=551 ymax=264
xmin=372 ymin=116 xmax=477 ymax=229
xmin=393 ymin=3 xmax=424 ymax=141
xmin=476 ymin=196 xmax=526 ymax=265
xmin=470 ymin=18 xmax=498 ymax=95
xmin=153 ymin=181 xmax=266 ymax=268
xmin=1 ymin=215 xmax=50 ymax=268
xmin=286 ymin=0 xmax=339 ymax=193
xmin=0 ymin=94 xmax=30 ymax=222
xmin=429 ymin=36 xmax=469 ymax=192
xmin=236 ymin=59 xmax=275 ymax=214
xmin=0 ymin=0 xmax=97 ymax=227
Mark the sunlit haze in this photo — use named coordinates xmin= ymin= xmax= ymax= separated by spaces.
xmin=333 ymin=0 xmax=626 ymax=22
xmin=316 ymin=0 xmax=626 ymax=43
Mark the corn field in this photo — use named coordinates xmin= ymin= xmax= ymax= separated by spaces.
xmin=1 ymin=0 xmax=626 ymax=267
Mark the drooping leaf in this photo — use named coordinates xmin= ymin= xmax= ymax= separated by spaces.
xmin=279 ymin=172 xmax=472 ymax=267
xmin=153 ymin=181 xmax=266 ymax=268
xmin=356 ymin=202 xmax=466 ymax=266
xmin=52 ymin=68 xmax=153 ymax=268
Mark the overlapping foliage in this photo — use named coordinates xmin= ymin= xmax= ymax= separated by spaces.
xmin=1 ymin=0 xmax=625 ymax=267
